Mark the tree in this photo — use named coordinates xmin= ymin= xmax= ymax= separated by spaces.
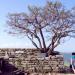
xmin=7 ymin=1 xmax=75 ymax=56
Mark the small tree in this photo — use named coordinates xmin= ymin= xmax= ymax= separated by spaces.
xmin=7 ymin=1 xmax=75 ymax=55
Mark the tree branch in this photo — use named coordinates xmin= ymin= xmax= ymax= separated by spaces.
xmin=27 ymin=34 xmax=39 ymax=49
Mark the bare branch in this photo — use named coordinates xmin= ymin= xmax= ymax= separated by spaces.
xmin=7 ymin=1 xmax=75 ymax=55
xmin=27 ymin=34 xmax=39 ymax=49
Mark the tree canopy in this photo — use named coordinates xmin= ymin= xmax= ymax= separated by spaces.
xmin=7 ymin=1 xmax=75 ymax=55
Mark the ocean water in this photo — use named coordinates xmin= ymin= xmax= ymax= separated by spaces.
xmin=61 ymin=53 xmax=72 ymax=66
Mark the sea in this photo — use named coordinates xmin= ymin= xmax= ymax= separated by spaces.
xmin=61 ymin=53 xmax=72 ymax=66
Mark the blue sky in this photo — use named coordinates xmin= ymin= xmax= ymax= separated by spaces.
xmin=0 ymin=0 xmax=75 ymax=52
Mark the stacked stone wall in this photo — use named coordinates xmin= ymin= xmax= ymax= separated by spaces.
xmin=0 ymin=48 xmax=64 ymax=73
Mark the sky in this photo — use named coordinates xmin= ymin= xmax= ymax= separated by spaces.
xmin=0 ymin=0 xmax=75 ymax=52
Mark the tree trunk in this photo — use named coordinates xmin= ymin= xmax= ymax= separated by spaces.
xmin=46 ymin=36 xmax=55 ymax=56
xmin=39 ymin=28 xmax=46 ymax=52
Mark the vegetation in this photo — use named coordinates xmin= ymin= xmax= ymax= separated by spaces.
xmin=7 ymin=1 xmax=75 ymax=56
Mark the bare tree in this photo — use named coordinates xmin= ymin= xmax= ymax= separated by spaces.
xmin=7 ymin=1 xmax=75 ymax=55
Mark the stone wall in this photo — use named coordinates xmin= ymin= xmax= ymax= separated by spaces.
xmin=0 ymin=48 xmax=64 ymax=73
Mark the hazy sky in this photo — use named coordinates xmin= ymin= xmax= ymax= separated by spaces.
xmin=0 ymin=0 xmax=75 ymax=52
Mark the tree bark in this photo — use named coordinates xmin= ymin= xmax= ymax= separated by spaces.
xmin=39 ymin=28 xmax=46 ymax=52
